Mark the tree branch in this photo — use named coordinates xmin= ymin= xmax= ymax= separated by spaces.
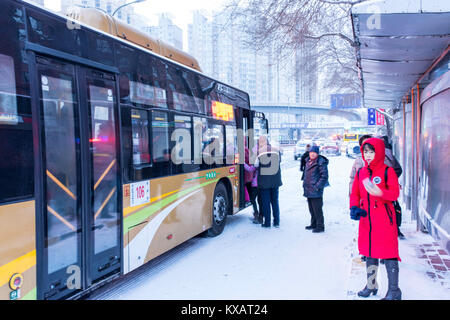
xmin=304 ymin=33 xmax=356 ymax=47
xmin=317 ymin=0 xmax=367 ymax=5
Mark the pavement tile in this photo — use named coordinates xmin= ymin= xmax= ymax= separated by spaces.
xmin=432 ymin=265 xmax=448 ymax=272
xmin=430 ymin=257 xmax=444 ymax=264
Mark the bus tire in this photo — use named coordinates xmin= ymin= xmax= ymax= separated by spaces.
xmin=206 ymin=183 xmax=229 ymax=237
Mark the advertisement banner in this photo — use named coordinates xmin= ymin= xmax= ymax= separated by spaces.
xmin=368 ymin=108 xmax=376 ymax=125
xmin=376 ymin=109 xmax=385 ymax=125
xmin=330 ymin=93 xmax=361 ymax=109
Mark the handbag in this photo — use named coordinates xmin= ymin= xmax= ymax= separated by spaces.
xmin=393 ymin=200 xmax=402 ymax=227
xmin=384 ymin=167 xmax=402 ymax=227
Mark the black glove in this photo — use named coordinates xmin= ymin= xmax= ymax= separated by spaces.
xmin=350 ymin=206 xmax=367 ymax=220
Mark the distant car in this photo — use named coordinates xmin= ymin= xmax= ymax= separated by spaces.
xmin=321 ymin=142 xmax=341 ymax=156
xmin=346 ymin=142 xmax=361 ymax=158
xmin=294 ymin=141 xmax=310 ymax=160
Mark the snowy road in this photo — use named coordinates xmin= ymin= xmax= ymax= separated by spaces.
xmin=89 ymin=155 xmax=450 ymax=300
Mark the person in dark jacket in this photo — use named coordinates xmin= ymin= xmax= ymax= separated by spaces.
xmin=300 ymin=144 xmax=311 ymax=180
xmin=303 ymin=145 xmax=329 ymax=233
xmin=256 ymin=136 xmax=282 ymax=228
xmin=380 ymin=135 xmax=404 ymax=239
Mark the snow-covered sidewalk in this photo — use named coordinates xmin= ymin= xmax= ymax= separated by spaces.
xmin=94 ymin=156 xmax=450 ymax=300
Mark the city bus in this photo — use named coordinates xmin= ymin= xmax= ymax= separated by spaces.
xmin=0 ymin=0 xmax=267 ymax=300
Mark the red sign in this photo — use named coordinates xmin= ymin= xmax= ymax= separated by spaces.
xmin=376 ymin=109 xmax=385 ymax=125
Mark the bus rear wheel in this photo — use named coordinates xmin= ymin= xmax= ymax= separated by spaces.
xmin=206 ymin=183 xmax=229 ymax=237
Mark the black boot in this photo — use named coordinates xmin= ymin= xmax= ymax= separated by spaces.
xmin=381 ymin=259 xmax=402 ymax=300
xmin=358 ymin=257 xmax=379 ymax=298
xmin=398 ymin=228 xmax=406 ymax=239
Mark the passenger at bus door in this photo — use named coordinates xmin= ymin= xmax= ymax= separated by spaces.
xmin=244 ymin=147 xmax=262 ymax=224
xmin=256 ymin=136 xmax=282 ymax=228
xmin=163 ymin=149 xmax=171 ymax=162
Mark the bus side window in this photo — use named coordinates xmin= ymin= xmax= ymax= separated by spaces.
xmin=171 ymin=114 xmax=193 ymax=174
xmin=204 ymin=121 xmax=224 ymax=169
xmin=226 ymin=125 xmax=237 ymax=165
xmin=151 ymin=110 xmax=170 ymax=177
xmin=0 ymin=53 xmax=34 ymax=203
xmin=193 ymin=117 xmax=209 ymax=171
xmin=131 ymin=109 xmax=150 ymax=166
xmin=167 ymin=65 xmax=203 ymax=114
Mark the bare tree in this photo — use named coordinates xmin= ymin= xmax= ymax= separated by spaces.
xmin=223 ymin=0 xmax=369 ymax=94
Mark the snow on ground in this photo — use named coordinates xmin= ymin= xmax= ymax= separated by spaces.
xmin=94 ymin=155 xmax=450 ymax=300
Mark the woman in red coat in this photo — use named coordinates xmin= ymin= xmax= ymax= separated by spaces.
xmin=349 ymin=137 xmax=402 ymax=300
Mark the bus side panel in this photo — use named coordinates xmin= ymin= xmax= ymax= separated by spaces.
xmin=122 ymin=166 xmax=237 ymax=273
xmin=0 ymin=201 xmax=36 ymax=300
xmin=0 ymin=1 xmax=36 ymax=300
xmin=233 ymin=165 xmax=240 ymax=214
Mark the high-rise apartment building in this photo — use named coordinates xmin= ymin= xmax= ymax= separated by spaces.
xmin=187 ymin=11 xmax=318 ymax=106
xmin=188 ymin=11 xmax=213 ymax=75
xmin=295 ymin=41 xmax=318 ymax=105
xmin=145 ymin=13 xmax=183 ymax=50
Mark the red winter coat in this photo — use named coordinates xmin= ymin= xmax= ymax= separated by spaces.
xmin=350 ymin=138 xmax=401 ymax=261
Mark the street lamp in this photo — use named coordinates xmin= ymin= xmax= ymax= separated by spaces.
xmin=112 ymin=0 xmax=146 ymax=17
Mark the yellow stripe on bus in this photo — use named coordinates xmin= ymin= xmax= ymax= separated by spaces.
xmin=47 ymin=206 xmax=77 ymax=232
xmin=0 ymin=250 xmax=36 ymax=289
xmin=46 ymin=170 xmax=76 ymax=200
xmin=123 ymin=188 xmax=181 ymax=217
xmin=94 ymin=159 xmax=116 ymax=191
xmin=94 ymin=187 xmax=117 ymax=220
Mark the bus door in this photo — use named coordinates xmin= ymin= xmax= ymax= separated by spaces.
xmin=239 ymin=108 xmax=251 ymax=209
xmin=33 ymin=56 xmax=121 ymax=299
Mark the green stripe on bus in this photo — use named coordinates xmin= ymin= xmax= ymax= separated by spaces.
xmin=123 ymin=178 xmax=219 ymax=234
xmin=22 ymin=287 xmax=36 ymax=300
xmin=184 ymin=175 xmax=205 ymax=182
xmin=184 ymin=171 xmax=220 ymax=182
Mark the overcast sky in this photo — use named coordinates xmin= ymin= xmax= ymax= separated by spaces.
xmin=45 ymin=0 xmax=227 ymax=28
xmin=44 ymin=0 xmax=228 ymax=50
xmin=135 ymin=0 xmax=227 ymax=27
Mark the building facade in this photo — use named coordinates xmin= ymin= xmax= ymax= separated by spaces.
xmin=145 ymin=13 xmax=183 ymax=50
xmin=187 ymin=11 xmax=318 ymax=106
xmin=187 ymin=11 xmax=322 ymax=143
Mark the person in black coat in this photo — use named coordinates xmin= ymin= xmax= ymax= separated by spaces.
xmin=303 ymin=145 xmax=329 ymax=233
xmin=381 ymin=135 xmax=404 ymax=239
xmin=300 ymin=144 xmax=311 ymax=180
xmin=256 ymin=136 xmax=282 ymax=228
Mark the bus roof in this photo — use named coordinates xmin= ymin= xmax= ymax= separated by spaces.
xmin=22 ymin=1 xmax=251 ymax=107
xmin=66 ymin=7 xmax=202 ymax=72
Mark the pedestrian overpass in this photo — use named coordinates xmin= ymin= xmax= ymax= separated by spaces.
xmin=251 ymin=102 xmax=367 ymax=142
